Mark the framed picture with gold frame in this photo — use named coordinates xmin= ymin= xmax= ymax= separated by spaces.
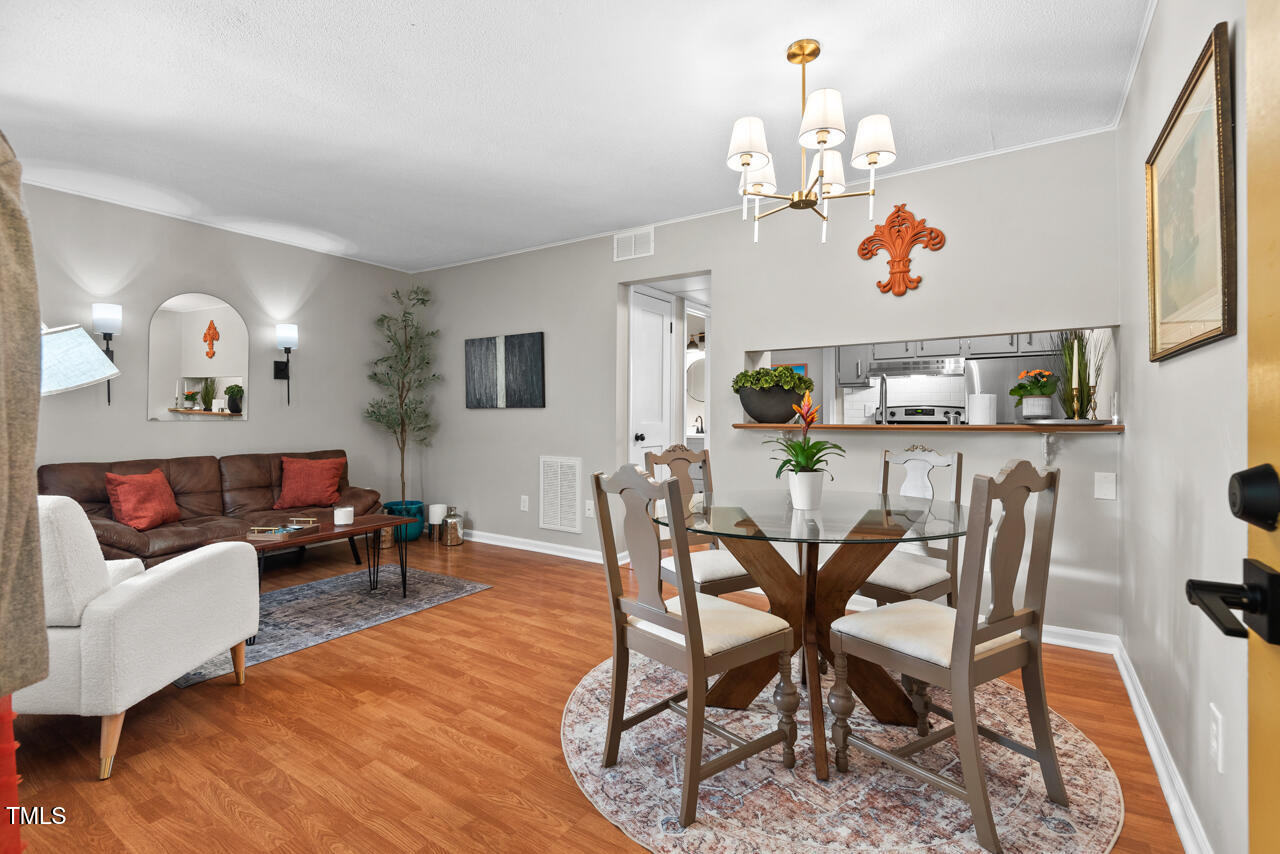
xmin=1145 ymin=21 xmax=1237 ymax=362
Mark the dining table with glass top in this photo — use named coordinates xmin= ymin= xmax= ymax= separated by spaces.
xmin=654 ymin=488 xmax=967 ymax=781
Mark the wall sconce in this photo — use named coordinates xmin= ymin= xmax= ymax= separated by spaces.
xmin=91 ymin=303 xmax=122 ymax=405
xmin=275 ymin=323 xmax=298 ymax=405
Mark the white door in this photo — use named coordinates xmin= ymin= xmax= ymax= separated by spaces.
xmin=629 ymin=290 xmax=672 ymax=466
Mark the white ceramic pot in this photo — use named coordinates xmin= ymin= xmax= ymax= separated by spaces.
xmin=788 ymin=471 xmax=825 ymax=510
xmin=1021 ymin=395 xmax=1053 ymax=418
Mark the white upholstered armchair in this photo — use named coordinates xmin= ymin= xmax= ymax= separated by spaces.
xmin=13 ymin=496 xmax=259 ymax=779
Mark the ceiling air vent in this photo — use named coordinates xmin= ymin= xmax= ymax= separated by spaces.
xmin=613 ymin=227 xmax=654 ymax=261
xmin=540 ymin=455 xmax=582 ymax=534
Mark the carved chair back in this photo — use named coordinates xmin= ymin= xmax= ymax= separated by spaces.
xmin=881 ymin=447 xmax=962 ymax=563
xmin=645 ymin=444 xmax=715 ymax=548
xmin=592 ymin=464 xmax=704 ymax=660
xmin=952 ymin=460 xmax=1060 ymax=667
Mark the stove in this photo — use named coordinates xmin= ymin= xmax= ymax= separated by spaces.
xmin=882 ymin=404 xmax=966 ymax=425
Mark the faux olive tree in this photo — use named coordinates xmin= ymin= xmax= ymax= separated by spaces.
xmin=363 ymin=286 xmax=441 ymax=505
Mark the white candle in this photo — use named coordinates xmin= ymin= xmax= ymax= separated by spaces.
xmin=1072 ymin=339 xmax=1080 ymax=390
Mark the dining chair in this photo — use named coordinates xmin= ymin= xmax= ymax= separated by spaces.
xmin=827 ymin=460 xmax=1066 ymax=854
xmin=645 ymin=444 xmax=756 ymax=596
xmin=857 ymin=447 xmax=962 ymax=606
xmin=592 ymin=464 xmax=798 ymax=827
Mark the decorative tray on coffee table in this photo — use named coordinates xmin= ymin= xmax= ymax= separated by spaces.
xmin=247 ymin=518 xmax=321 ymax=541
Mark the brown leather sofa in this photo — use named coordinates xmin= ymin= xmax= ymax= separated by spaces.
xmin=37 ymin=450 xmax=381 ymax=567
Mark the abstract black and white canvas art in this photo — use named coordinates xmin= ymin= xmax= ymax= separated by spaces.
xmin=464 ymin=331 xmax=545 ymax=408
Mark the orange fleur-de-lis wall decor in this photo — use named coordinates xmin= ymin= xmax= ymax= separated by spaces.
xmin=203 ymin=320 xmax=220 ymax=358
xmin=857 ymin=204 xmax=946 ymax=296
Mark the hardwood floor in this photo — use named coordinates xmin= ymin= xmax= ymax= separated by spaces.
xmin=14 ymin=539 xmax=1180 ymax=852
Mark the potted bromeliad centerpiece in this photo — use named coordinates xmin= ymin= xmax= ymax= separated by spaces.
xmin=731 ymin=365 xmax=814 ymax=424
xmin=1009 ymin=368 xmax=1059 ymax=419
xmin=766 ymin=391 xmax=844 ymax=510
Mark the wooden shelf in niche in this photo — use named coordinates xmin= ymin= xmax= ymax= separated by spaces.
xmin=167 ymin=408 xmax=243 ymax=417
xmin=732 ymin=423 xmax=1124 ymax=434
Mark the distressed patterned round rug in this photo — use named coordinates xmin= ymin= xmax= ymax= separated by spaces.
xmin=562 ymin=657 xmax=1123 ymax=853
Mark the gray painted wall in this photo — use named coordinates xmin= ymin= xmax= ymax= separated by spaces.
xmin=27 ymin=185 xmax=416 ymax=501
xmin=416 ymin=132 xmax=1125 ymax=632
xmin=1115 ymin=4 xmax=1248 ymax=851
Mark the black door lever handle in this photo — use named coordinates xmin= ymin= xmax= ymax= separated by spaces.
xmin=1186 ymin=560 xmax=1280 ymax=643
xmin=1185 ymin=579 xmax=1263 ymax=637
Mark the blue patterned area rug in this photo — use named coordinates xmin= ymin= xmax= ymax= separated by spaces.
xmin=175 ymin=566 xmax=490 ymax=687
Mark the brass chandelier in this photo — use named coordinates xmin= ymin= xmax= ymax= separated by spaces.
xmin=726 ymin=38 xmax=897 ymax=243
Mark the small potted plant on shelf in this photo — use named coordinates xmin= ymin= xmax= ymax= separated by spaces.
xmin=732 ymin=366 xmax=815 ymax=424
xmin=1009 ymin=369 xmax=1058 ymax=419
xmin=767 ymin=391 xmax=844 ymax=510
xmin=182 ymin=390 xmax=199 ymax=409
xmin=200 ymin=377 xmax=217 ymax=412
xmin=225 ymin=384 xmax=244 ymax=414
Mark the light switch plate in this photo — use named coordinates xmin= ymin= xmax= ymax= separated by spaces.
xmin=520 ymin=495 xmax=529 ymax=512
xmin=1094 ymin=472 xmax=1117 ymax=500
xmin=1209 ymin=702 xmax=1224 ymax=773
xmin=584 ymin=500 xmax=595 ymax=519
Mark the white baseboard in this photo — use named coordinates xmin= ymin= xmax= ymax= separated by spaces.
xmin=462 ymin=529 xmax=624 ymax=566
xmin=1112 ymin=643 xmax=1213 ymax=854
xmin=1038 ymin=625 xmax=1211 ymax=853
xmin=462 ymin=533 xmax=1211 ymax=852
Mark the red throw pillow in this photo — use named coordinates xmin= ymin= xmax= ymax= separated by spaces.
xmin=274 ymin=456 xmax=346 ymax=510
xmin=104 ymin=469 xmax=182 ymax=531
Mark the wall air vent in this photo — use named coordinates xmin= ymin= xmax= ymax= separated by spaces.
xmin=613 ymin=227 xmax=655 ymax=261
xmin=539 ymin=455 xmax=582 ymax=533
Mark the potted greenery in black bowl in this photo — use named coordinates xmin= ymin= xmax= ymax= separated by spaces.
xmin=731 ymin=366 xmax=815 ymax=424
xmin=225 ymin=384 xmax=244 ymax=414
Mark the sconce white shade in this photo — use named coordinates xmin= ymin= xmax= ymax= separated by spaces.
xmin=726 ymin=117 xmax=770 ymax=171
xmin=850 ymin=114 xmax=897 ymax=169
xmin=745 ymin=158 xmax=777 ymax=195
xmin=40 ymin=324 xmax=121 ymax=396
xmin=91 ymin=303 xmax=123 ymax=335
xmin=807 ymin=149 xmax=847 ymax=196
xmin=276 ymin=323 xmax=298 ymax=350
xmin=798 ymin=88 xmax=847 ymax=149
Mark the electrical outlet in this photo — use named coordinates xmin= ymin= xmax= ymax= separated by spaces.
xmin=584 ymin=500 xmax=595 ymax=519
xmin=519 ymin=495 xmax=529 ymax=512
xmin=1208 ymin=702 xmax=1224 ymax=774
xmin=1094 ymin=472 xmax=1117 ymax=500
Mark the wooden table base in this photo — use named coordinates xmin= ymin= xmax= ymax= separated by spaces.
xmin=705 ymin=515 xmax=919 ymax=780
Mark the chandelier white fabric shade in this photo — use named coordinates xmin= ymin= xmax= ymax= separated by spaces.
xmin=276 ymin=323 xmax=299 ymax=350
xmin=798 ymin=88 xmax=847 ymax=149
xmin=40 ymin=324 xmax=121 ymax=396
xmin=851 ymin=114 xmax=897 ymax=169
xmin=807 ymin=149 xmax=846 ymax=196
xmin=91 ymin=303 xmax=122 ymax=335
xmin=726 ymin=117 xmax=770 ymax=171
xmin=745 ymin=159 xmax=778 ymax=195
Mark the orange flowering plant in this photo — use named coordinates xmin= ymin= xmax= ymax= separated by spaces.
xmin=766 ymin=391 xmax=846 ymax=478
xmin=1008 ymin=369 xmax=1058 ymax=407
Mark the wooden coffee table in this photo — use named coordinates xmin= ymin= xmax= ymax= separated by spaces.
xmin=248 ymin=513 xmax=414 ymax=596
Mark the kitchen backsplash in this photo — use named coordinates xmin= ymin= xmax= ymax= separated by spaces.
xmin=842 ymin=375 xmax=966 ymax=423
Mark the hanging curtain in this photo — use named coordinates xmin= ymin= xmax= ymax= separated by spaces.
xmin=0 ymin=129 xmax=47 ymax=696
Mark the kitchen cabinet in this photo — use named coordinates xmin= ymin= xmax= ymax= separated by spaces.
xmin=872 ymin=340 xmax=917 ymax=360
xmin=916 ymin=337 xmax=962 ymax=357
xmin=963 ymin=334 xmax=1020 ymax=356
xmin=836 ymin=344 xmax=873 ymax=386
xmin=1019 ymin=332 xmax=1058 ymax=354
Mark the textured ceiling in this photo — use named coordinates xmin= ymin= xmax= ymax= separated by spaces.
xmin=0 ymin=1 xmax=1150 ymax=272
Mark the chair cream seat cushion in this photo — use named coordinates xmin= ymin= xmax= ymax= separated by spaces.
xmin=628 ymin=593 xmax=789 ymax=656
xmin=830 ymin=599 xmax=1022 ymax=667
xmin=660 ymin=551 xmax=750 ymax=584
xmin=862 ymin=553 xmax=951 ymax=594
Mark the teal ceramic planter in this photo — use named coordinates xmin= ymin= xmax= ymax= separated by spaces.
xmin=384 ymin=500 xmax=425 ymax=542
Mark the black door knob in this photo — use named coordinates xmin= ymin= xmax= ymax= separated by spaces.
xmin=634 ymin=433 xmax=645 ymax=442
xmin=1187 ymin=559 xmax=1280 ymax=643
xmin=1229 ymin=463 xmax=1280 ymax=530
